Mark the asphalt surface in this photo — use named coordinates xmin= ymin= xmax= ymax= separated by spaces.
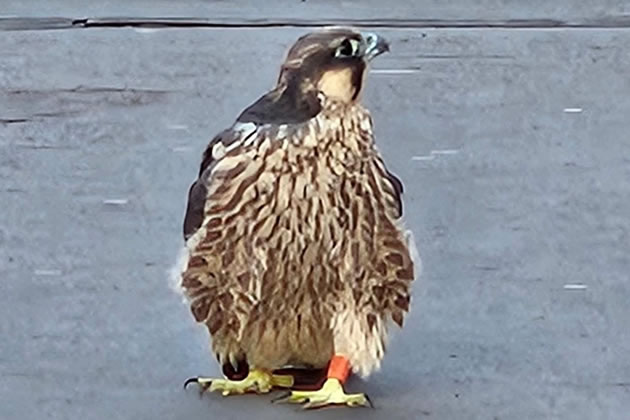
xmin=1 ymin=3 xmax=630 ymax=419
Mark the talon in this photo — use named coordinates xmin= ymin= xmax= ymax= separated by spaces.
xmin=183 ymin=377 xmax=200 ymax=390
xmin=271 ymin=391 xmax=292 ymax=403
xmin=302 ymin=399 xmax=329 ymax=410
xmin=364 ymin=393 xmax=374 ymax=408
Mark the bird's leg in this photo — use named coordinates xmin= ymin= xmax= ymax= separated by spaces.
xmin=185 ymin=369 xmax=294 ymax=396
xmin=273 ymin=355 xmax=371 ymax=409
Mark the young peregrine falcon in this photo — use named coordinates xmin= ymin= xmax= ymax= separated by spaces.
xmin=176 ymin=28 xmax=417 ymax=409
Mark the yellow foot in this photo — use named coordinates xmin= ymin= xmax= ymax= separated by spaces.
xmin=184 ymin=369 xmax=294 ymax=396
xmin=273 ymin=378 xmax=372 ymax=409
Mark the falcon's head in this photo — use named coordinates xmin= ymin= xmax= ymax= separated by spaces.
xmin=238 ymin=28 xmax=389 ymax=124
xmin=278 ymin=28 xmax=390 ymax=103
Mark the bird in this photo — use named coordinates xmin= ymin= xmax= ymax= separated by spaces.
xmin=175 ymin=27 xmax=417 ymax=409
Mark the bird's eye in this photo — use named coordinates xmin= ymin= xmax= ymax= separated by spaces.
xmin=335 ymin=38 xmax=360 ymax=58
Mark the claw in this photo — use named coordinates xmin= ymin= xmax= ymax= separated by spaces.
xmin=271 ymin=391 xmax=293 ymax=404
xmin=302 ymin=399 xmax=328 ymax=410
xmin=364 ymin=393 xmax=374 ymax=408
xmin=183 ymin=377 xmax=200 ymax=390
xmin=184 ymin=376 xmax=213 ymax=399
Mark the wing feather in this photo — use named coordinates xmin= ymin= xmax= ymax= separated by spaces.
xmin=183 ymin=128 xmax=246 ymax=240
xmin=385 ymin=168 xmax=404 ymax=218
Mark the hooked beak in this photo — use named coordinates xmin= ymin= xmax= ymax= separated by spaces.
xmin=363 ymin=32 xmax=390 ymax=61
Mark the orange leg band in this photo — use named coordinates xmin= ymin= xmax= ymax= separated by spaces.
xmin=327 ymin=355 xmax=350 ymax=384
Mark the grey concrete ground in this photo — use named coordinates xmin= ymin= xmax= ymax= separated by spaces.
xmin=1 ymin=2 xmax=630 ymax=419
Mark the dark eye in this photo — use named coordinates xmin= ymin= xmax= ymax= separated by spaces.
xmin=335 ymin=38 xmax=360 ymax=58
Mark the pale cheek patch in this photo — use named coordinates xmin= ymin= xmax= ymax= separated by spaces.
xmin=317 ymin=68 xmax=356 ymax=103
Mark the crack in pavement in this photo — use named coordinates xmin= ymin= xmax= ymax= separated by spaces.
xmin=3 ymin=16 xmax=630 ymax=31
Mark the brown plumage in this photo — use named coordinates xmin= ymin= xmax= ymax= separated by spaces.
xmin=176 ymin=28 xmax=417 ymax=383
